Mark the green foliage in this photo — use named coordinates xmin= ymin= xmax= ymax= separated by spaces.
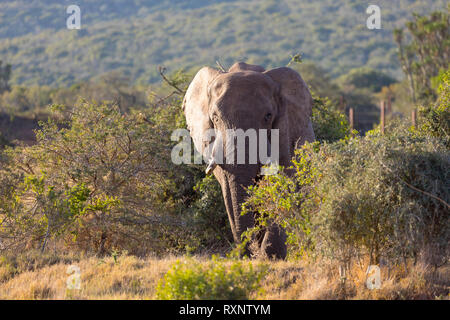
xmin=0 ymin=1 xmax=446 ymax=87
xmin=0 ymin=99 xmax=185 ymax=254
xmin=311 ymin=92 xmax=351 ymax=143
xmin=337 ymin=67 xmax=397 ymax=92
xmin=8 ymin=170 xmax=120 ymax=253
xmin=0 ymin=86 xmax=52 ymax=114
xmin=0 ymin=132 xmax=11 ymax=148
xmin=291 ymin=62 xmax=342 ymax=104
xmin=0 ymin=72 xmax=147 ymax=115
xmin=0 ymin=60 xmax=11 ymax=94
xmin=155 ymin=256 xmax=267 ymax=299
xmin=188 ymin=175 xmax=232 ymax=250
xmin=394 ymin=7 xmax=450 ymax=103
xmin=0 ymin=69 xmax=231 ymax=255
xmin=414 ymin=68 xmax=450 ymax=147
xmin=241 ymin=149 xmax=319 ymax=258
xmin=244 ymin=124 xmax=449 ymax=266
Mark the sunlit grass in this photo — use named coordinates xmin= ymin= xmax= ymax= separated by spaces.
xmin=0 ymin=251 xmax=448 ymax=300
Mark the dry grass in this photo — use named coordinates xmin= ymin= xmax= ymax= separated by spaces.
xmin=262 ymin=257 xmax=450 ymax=300
xmin=0 ymin=251 xmax=448 ymax=300
xmin=0 ymin=252 xmax=180 ymax=299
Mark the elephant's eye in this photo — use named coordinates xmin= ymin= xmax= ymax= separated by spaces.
xmin=264 ymin=113 xmax=272 ymax=122
xmin=212 ymin=115 xmax=219 ymax=124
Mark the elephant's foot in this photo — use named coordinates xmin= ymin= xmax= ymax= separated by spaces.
xmin=246 ymin=224 xmax=287 ymax=260
xmin=259 ymin=224 xmax=287 ymax=260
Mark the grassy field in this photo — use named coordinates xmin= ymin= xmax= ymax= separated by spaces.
xmin=0 ymin=252 xmax=448 ymax=300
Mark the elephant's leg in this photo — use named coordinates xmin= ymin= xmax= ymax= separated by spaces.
xmin=260 ymin=224 xmax=287 ymax=259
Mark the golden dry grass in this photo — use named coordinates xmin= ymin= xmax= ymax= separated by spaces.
xmin=0 ymin=253 xmax=179 ymax=299
xmin=0 ymin=252 xmax=448 ymax=300
xmin=261 ymin=258 xmax=450 ymax=300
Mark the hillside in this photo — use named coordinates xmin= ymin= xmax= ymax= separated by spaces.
xmin=0 ymin=0 xmax=447 ymax=87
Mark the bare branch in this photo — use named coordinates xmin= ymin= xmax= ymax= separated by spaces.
xmin=158 ymin=66 xmax=184 ymax=94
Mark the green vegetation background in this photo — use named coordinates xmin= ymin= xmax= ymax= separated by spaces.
xmin=0 ymin=0 xmax=447 ymax=87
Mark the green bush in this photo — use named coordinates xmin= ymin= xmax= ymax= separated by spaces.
xmin=244 ymin=123 xmax=449 ymax=266
xmin=0 ymin=99 xmax=195 ymax=255
xmin=311 ymin=92 xmax=351 ymax=143
xmin=155 ymin=256 xmax=267 ymax=300
xmin=187 ymin=175 xmax=232 ymax=251
xmin=337 ymin=67 xmax=397 ymax=92
xmin=414 ymin=68 xmax=450 ymax=147
xmin=0 ymin=132 xmax=11 ymax=148
xmin=0 ymin=68 xmax=234 ymax=256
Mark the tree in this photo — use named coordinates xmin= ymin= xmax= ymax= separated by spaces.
xmin=291 ymin=62 xmax=342 ymax=105
xmin=414 ymin=68 xmax=450 ymax=148
xmin=337 ymin=67 xmax=397 ymax=93
xmin=394 ymin=7 xmax=450 ymax=103
xmin=2 ymin=100 xmax=182 ymax=254
xmin=0 ymin=60 xmax=12 ymax=94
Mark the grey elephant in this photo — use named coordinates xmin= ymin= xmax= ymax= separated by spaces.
xmin=183 ymin=62 xmax=315 ymax=259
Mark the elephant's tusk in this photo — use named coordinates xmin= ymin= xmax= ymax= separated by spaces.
xmin=205 ymin=159 xmax=217 ymax=175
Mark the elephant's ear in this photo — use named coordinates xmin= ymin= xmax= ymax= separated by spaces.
xmin=264 ymin=67 xmax=313 ymax=123
xmin=264 ymin=67 xmax=314 ymax=164
xmin=183 ymin=67 xmax=221 ymax=156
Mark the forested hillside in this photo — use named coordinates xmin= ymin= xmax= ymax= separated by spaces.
xmin=0 ymin=0 xmax=447 ymax=86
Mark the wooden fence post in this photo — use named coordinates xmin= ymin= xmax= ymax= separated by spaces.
xmin=411 ymin=109 xmax=416 ymax=127
xmin=349 ymin=107 xmax=354 ymax=130
xmin=380 ymin=100 xmax=385 ymax=134
xmin=386 ymin=95 xmax=392 ymax=114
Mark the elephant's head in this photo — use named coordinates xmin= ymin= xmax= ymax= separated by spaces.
xmin=183 ymin=62 xmax=314 ymax=259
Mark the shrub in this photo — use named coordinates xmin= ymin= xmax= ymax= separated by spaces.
xmin=337 ymin=67 xmax=397 ymax=92
xmin=0 ymin=132 xmax=11 ymax=148
xmin=311 ymin=92 xmax=351 ymax=143
xmin=244 ymin=123 xmax=449 ymax=267
xmin=0 ymin=67 xmax=235 ymax=256
xmin=187 ymin=175 xmax=232 ymax=252
xmin=0 ymin=85 xmax=231 ymax=256
xmin=0 ymin=100 xmax=198 ymax=255
xmin=414 ymin=68 xmax=450 ymax=147
xmin=155 ymin=256 xmax=267 ymax=300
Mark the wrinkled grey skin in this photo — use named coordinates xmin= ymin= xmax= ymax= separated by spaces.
xmin=183 ymin=62 xmax=315 ymax=259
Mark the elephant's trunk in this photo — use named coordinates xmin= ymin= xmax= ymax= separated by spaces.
xmin=211 ymin=127 xmax=287 ymax=259
xmin=215 ymin=166 xmax=258 ymax=244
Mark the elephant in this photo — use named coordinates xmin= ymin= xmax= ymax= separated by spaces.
xmin=182 ymin=62 xmax=315 ymax=259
